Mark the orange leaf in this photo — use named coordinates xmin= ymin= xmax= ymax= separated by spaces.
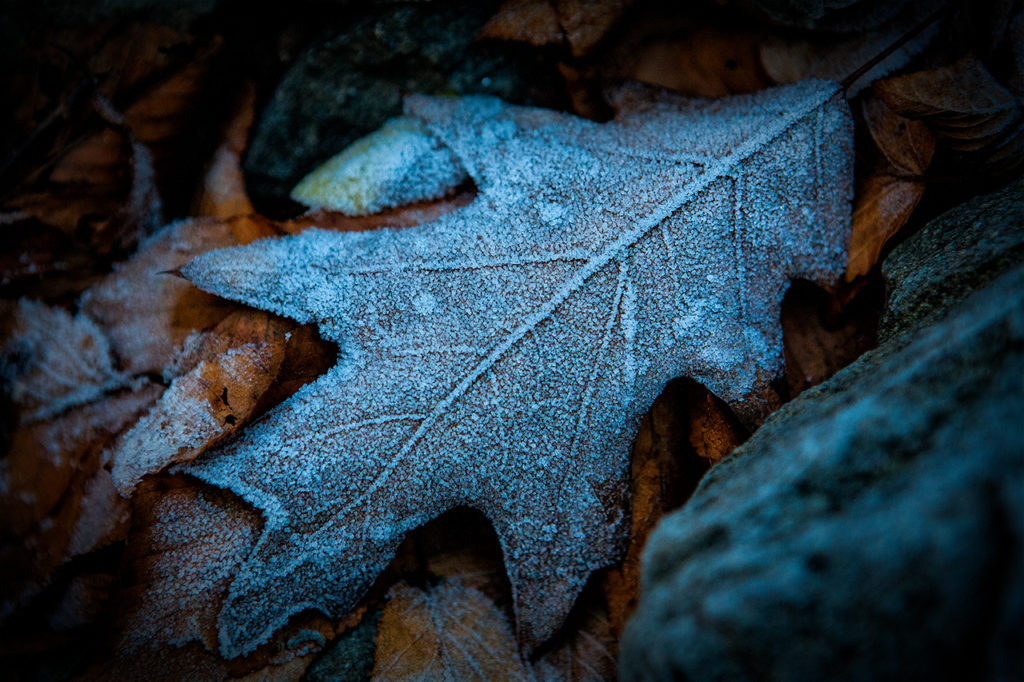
xmin=107 ymin=310 xmax=291 ymax=495
xmin=195 ymin=83 xmax=257 ymax=219
xmin=372 ymin=579 xmax=531 ymax=681
xmin=481 ymin=0 xmax=634 ymax=56
xmin=480 ymin=0 xmax=564 ymax=48
xmin=845 ymin=96 xmax=935 ymax=281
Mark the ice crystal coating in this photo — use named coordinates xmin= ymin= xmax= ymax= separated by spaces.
xmin=290 ymin=116 xmax=469 ymax=215
xmin=180 ymin=80 xmax=854 ymax=657
xmin=1 ymin=300 xmax=128 ymax=422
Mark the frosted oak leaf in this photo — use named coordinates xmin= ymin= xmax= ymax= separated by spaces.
xmin=180 ymin=80 xmax=853 ymax=657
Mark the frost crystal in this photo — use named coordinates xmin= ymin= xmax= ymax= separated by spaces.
xmin=180 ymin=80 xmax=853 ymax=657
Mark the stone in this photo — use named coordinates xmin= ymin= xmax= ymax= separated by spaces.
xmin=620 ymin=181 xmax=1024 ymax=682
xmin=881 ymin=176 xmax=1024 ymax=342
xmin=243 ymin=0 xmax=561 ymax=212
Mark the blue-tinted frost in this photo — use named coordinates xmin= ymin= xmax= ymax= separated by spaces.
xmin=178 ymin=80 xmax=853 ymax=657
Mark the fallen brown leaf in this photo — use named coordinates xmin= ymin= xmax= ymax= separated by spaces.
xmin=685 ymin=383 xmax=748 ymax=465
xmin=122 ymin=38 xmax=222 ymax=171
xmin=372 ymin=578 xmax=531 ymax=681
xmin=105 ymin=479 xmax=330 ymax=681
xmin=875 ymin=54 xmax=1024 ymax=174
xmin=759 ymin=2 xmax=939 ymax=95
xmin=602 ymin=379 xmax=737 ymax=636
xmin=47 ymin=572 xmax=118 ymax=633
xmin=78 ymin=214 xmax=276 ymax=375
xmin=0 ymin=22 xmax=227 ymax=301
xmin=781 ymin=281 xmax=880 ymax=396
xmin=846 ymin=95 xmax=935 ymax=281
xmin=107 ymin=310 xmax=291 ymax=496
xmin=0 ymin=384 xmax=160 ymax=619
xmin=627 ymin=26 xmax=770 ymax=97
xmin=1 ymin=299 xmax=128 ymax=422
xmin=66 ymin=468 xmax=132 ymax=558
xmin=195 ymin=82 xmax=257 ymax=219
xmin=481 ymin=0 xmax=634 ymax=56
xmin=102 ymin=480 xmax=257 ymax=680
xmin=385 ymin=507 xmax=513 ymax=617
xmin=2 ymin=96 xmax=163 ymax=298
xmin=480 ymin=0 xmax=564 ymax=48
xmin=556 ymin=0 xmax=634 ymax=56
xmin=534 ymin=600 xmax=617 ymax=681
xmin=85 ymin=23 xmax=196 ymax=101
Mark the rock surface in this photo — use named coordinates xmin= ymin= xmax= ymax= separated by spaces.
xmin=881 ymin=176 xmax=1024 ymax=342
xmin=621 ymin=180 xmax=1024 ymax=682
xmin=243 ymin=0 xmax=560 ymax=211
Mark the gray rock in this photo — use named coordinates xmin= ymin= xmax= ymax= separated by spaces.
xmin=620 ymin=182 xmax=1024 ymax=682
xmin=881 ymin=177 xmax=1024 ymax=343
xmin=243 ymin=1 xmax=561 ymax=211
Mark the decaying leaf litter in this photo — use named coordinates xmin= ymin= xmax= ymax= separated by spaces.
xmin=2 ymin=1 xmax=1022 ymax=679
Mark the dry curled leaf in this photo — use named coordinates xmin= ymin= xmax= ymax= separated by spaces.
xmin=481 ymin=0 xmax=634 ymax=56
xmin=875 ymin=55 xmax=1024 ymax=174
xmin=372 ymin=579 xmax=531 ymax=682
xmin=195 ymin=83 xmax=257 ymax=219
xmin=846 ymin=95 xmax=935 ymax=280
xmin=175 ymin=81 xmax=852 ymax=657
xmin=107 ymin=310 xmax=292 ymax=496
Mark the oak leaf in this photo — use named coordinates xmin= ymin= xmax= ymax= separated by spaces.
xmin=180 ymin=80 xmax=853 ymax=656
